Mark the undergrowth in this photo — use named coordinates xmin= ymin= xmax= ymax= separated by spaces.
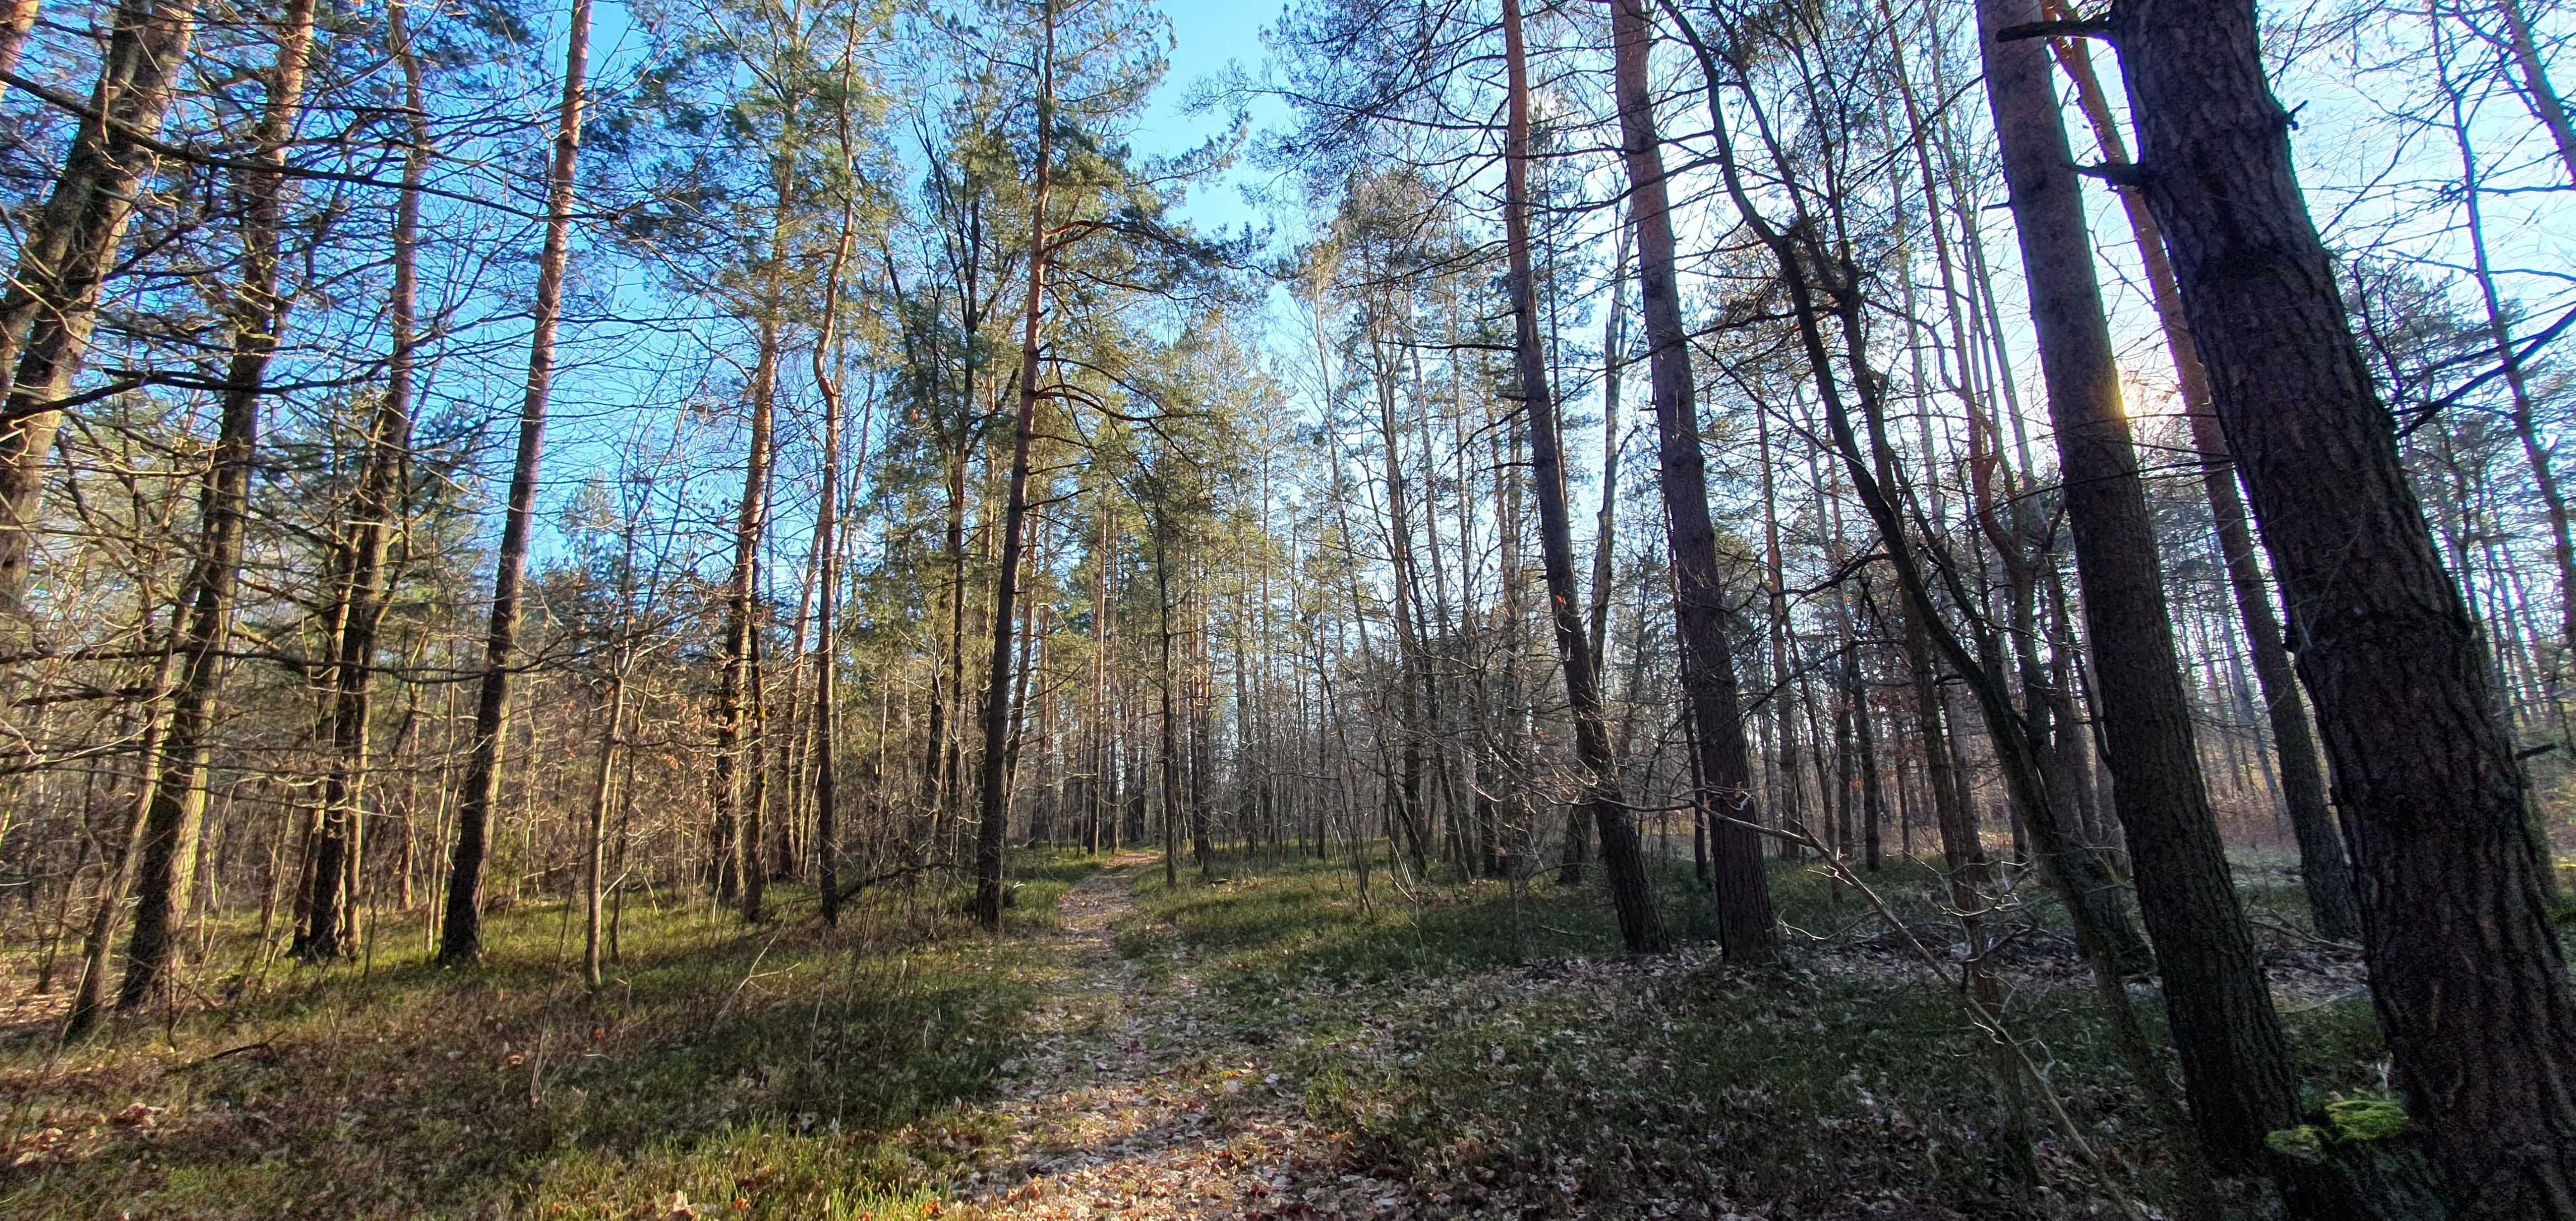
xmin=0 ymin=850 xmax=1104 ymax=1219
xmin=0 ymin=843 xmax=2393 ymax=1220
xmin=1126 ymin=849 xmax=2392 ymax=1219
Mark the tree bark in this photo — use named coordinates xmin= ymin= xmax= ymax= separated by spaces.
xmin=438 ymin=0 xmax=591 ymax=963
xmin=1610 ymin=0 xmax=1772 ymax=960
xmin=1980 ymin=0 xmax=2303 ymax=1167
xmin=2116 ymin=0 xmax=2576 ymax=1208
xmin=65 ymin=631 xmax=177 ymax=1038
xmin=583 ymin=675 xmax=622 ymax=989
xmin=972 ymin=3 xmax=1054 ymax=928
xmin=1505 ymin=0 xmax=1663 ymax=953
xmin=811 ymin=138 xmax=862 ymax=925
xmin=2047 ymin=16 xmax=2360 ymax=943
xmin=122 ymin=0 xmax=317 ymax=1000
xmin=2490 ymin=0 xmax=2576 ymax=188
xmin=716 ymin=305 xmax=781 ymax=920
xmin=0 ymin=0 xmax=198 ymax=613
xmin=1588 ymin=225 xmax=1628 ymax=665
xmin=0 ymin=0 xmax=37 ymax=102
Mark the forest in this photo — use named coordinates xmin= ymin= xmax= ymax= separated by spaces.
xmin=0 ymin=0 xmax=2570 ymax=1213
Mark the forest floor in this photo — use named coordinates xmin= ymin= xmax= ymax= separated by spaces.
xmin=948 ymin=853 xmax=1346 ymax=1218
xmin=0 ymin=846 xmax=2393 ymax=1219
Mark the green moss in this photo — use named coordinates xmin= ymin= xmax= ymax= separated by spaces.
xmin=2266 ymin=1124 xmax=2328 ymax=1162
xmin=2324 ymin=1096 xmax=2409 ymax=1143
xmin=2267 ymin=1097 xmax=2409 ymax=1166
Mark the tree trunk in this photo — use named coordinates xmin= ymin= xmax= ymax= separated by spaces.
xmin=1756 ymin=406 xmax=1805 ymax=861
xmin=583 ymin=676 xmax=622 ymax=989
xmin=1981 ymin=0 xmax=2303 ymax=1167
xmin=2114 ymin=0 xmax=2576 ymax=1207
xmin=65 ymin=633 xmax=177 ymax=1038
xmin=1662 ymin=8 xmax=2184 ymax=1172
xmin=438 ymin=0 xmax=590 ymax=963
xmin=120 ymin=0 xmax=318 ymax=1000
xmin=972 ymin=6 xmax=1053 ymax=928
xmin=2048 ymin=17 xmax=2361 ymax=943
xmin=1158 ymin=535 xmax=1182 ymax=892
xmin=115 ymin=313 xmax=261 ymax=1012
xmin=2440 ymin=32 xmax=2576 ymax=716
xmin=1588 ymin=225 xmax=1628 ymax=665
xmin=1611 ymin=0 xmax=1772 ymax=960
xmin=1848 ymin=631 xmax=1886 ymax=872
xmin=0 ymin=0 xmax=35 ymax=99
xmin=811 ymin=150 xmax=861 ymax=925
xmin=716 ymin=305 xmax=781 ymax=920
xmin=1504 ymin=0 xmax=1663 ymax=953
xmin=2490 ymin=0 xmax=2576 ymax=187
xmin=0 ymin=0 xmax=198 ymax=613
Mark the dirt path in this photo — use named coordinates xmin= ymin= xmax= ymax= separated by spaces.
xmin=955 ymin=857 xmax=1390 ymax=1219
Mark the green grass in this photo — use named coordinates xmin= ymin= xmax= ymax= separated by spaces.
xmin=0 ymin=850 xmax=1105 ymax=1220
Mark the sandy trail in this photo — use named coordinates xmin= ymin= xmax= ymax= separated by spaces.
xmin=956 ymin=856 xmax=1398 ymax=1219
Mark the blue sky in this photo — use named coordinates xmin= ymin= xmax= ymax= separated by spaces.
xmin=1140 ymin=0 xmax=1290 ymax=240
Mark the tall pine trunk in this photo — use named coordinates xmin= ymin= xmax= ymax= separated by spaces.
xmin=439 ymin=0 xmax=591 ymax=962
xmin=0 ymin=0 xmax=36 ymax=98
xmin=65 ymin=632 xmax=176 ymax=1037
xmin=122 ymin=0 xmax=316 ymax=1001
xmin=811 ymin=134 xmax=861 ymax=923
xmin=1504 ymin=0 xmax=1663 ymax=953
xmin=2110 ymin=0 xmax=2576 ymax=1207
xmin=972 ymin=3 xmax=1054 ymax=927
xmin=1609 ymin=0 xmax=1772 ymax=960
xmin=2047 ymin=18 xmax=2360 ymax=943
xmin=0 ymin=0 xmax=198 ymax=613
xmin=582 ymin=674 xmax=623 ymax=989
xmin=715 ymin=306 xmax=781 ymax=919
xmin=1980 ymin=0 xmax=2300 ymax=1167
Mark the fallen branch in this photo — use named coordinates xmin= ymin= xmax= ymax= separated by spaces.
xmin=169 ymin=1041 xmax=276 ymax=1073
xmin=815 ymin=858 xmax=962 ymax=914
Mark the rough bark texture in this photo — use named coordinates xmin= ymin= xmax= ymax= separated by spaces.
xmin=115 ymin=310 xmax=261 ymax=1011
xmin=811 ymin=191 xmax=858 ymax=927
xmin=1588 ymin=229 xmax=1627 ymax=668
xmin=2495 ymin=0 xmax=2576 ymax=187
xmin=307 ymin=0 xmax=431 ymax=959
xmin=65 ymin=641 xmax=174 ymax=1037
xmin=973 ymin=11 xmax=1053 ymax=929
xmin=440 ymin=0 xmax=591 ymax=963
xmin=1611 ymin=0 xmax=1772 ymax=961
xmin=0 ymin=0 xmax=37 ymax=98
xmin=714 ymin=314 xmax=780 ymax=920
xmin=2118 ymin=0 xmax=2576 ymax=1209
xmin=121 ymin=0 xmax=321 ymax=992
